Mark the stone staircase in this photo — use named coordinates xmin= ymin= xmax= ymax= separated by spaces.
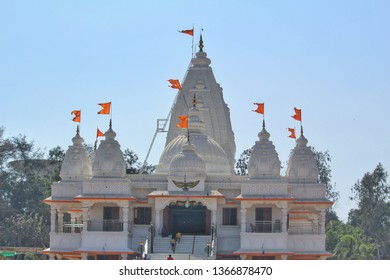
xmin=149 ymin=235 xmax=212 ymax=260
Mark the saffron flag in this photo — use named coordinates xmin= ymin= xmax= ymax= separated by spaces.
xmin=98 ymin=102 xmax=111 ymax=114
xmin=252 ymin=103 xmax=264 ymax=114
xmin=168 ymin=79 xmax=182 ymax=90
xmin=179 ymin=29 xmax=194 ymax=36
xmin=96 ymin=128 xmax=104 ymax=138
xmin=292 ymin=107 xmax=302 ymax=122
xmin=288 ymin=128 xmax=296 ymax=139
xmin=176 ymin=115 xmax=188 ymax=129
xmin=71 ymin=110 xmax=81 ymax=123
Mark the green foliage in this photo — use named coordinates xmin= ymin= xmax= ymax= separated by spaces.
xmin=124 ymin=148 xmax=155 ymax=174
xmin=326 ymin=221 xmax=376 ymax=259
xmin=0 ymin=128 xmax=50 ymax=247
xmin=235 ymin=148 xmax=253 ymax=175
xmin=348 ymin=163 xmax=390 ymax=259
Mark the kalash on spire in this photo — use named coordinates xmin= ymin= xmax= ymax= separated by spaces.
xmin=163 ymin=34 xmax=236 ymax=171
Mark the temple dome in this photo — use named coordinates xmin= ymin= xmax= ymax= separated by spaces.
xmin=60 ymin=128 xmax=92 ymax=181
xmin=92 ymin=124 xmax=126 ymax=178
xmin=248 ymin=125 xmax=281 ymax=179
xmin=169 ymin=143 xmax=206 ymax=177
xmin=286 ymin=133 xmax=318 ymax=182
xmin=156 ymin=103 xmax=232 ymax=175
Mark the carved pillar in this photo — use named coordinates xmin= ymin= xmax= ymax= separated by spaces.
xmin=123 ymin=203 xmax=129 ymax=232
xmin=240 ymin=207 xmax=247 ymax=232
xmin=154 ymin=208 xmax=161 ymax=235
xmin=58 ymin=210 xmax=64 ymax=233
xmin=319 ymin=210 xmax=326 ymax=234
xmin=82 ymin=206 xmax=88 ymax=232
xmin=70 ymin=214 xmax=76 ymax=233
xmin=211 ymin=210 xmax=217 ymax=225
xmin=50 ymin=207 xmax=56 ymax=232
xmin=281 ymin=207 xmax=288 ymax=233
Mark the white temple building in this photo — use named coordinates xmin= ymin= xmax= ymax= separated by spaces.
xmin=43 ymin=36 xmax=333 ymax=260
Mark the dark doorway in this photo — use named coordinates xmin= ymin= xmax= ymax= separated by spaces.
xmin=168 ymin=205 xmax=208 ymax=235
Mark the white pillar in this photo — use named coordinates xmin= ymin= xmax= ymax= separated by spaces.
xmin=211 ymin=210 xmax=217 ymax=225
xmin=123 ymin=204 xmax=129 ymax=232
xmin=281 ymin=207 xmax=288 ymax=233
xmin=70 ymin=214 xmax=76 ymax=233
xmin=121 ymin=253 xmax=127 ymax=260
xmin=319 ymin=210 xmax=326 ymax=234
xmin=50 ymin=207 xmax=56 ymax=232
xmin=154 ymin=208 xmax=160 ymax=235
xmin=240 ymin=207 xmax=247 ymax=232
xmin=281 ymin=255 xmax=288 ymax=260
xmin=82 ymin=207 xmax=88 ymax=232
xmin=81 ymin=253 xmax=88 ymax=260
xmin=58 ymin=210 xmax=64 ymax=233
xmin=49 ymin=254 xmax=55 ymax=260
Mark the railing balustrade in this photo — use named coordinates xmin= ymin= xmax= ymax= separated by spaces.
xmin=249 ymin=220 xmax=282 ymax=233
xmin=288 ymin=223 xmax=320 ymax=235
xmin=87 ymin=220 xmax=124 ymax=232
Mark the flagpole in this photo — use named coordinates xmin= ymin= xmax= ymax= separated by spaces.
xmin=191 ymin=24 xmax=195 ymax=58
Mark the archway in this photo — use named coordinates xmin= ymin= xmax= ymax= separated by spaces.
xmin=162 ymin=201 xmax=211 ymax=236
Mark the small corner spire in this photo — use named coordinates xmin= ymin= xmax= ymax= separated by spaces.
xmin=94 ymin=140 xmax=97 ymax=151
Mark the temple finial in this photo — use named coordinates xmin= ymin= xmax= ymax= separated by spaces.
xmin=187 ymin=130 xmax=191 ymax=144
xmin=199 ymin=34 xmax=204 ymax=52
xmin=76 ymin=125 xmax=80 ymax=135
xmin=109 ymin=119 xmax=112 ymax=129
xmin=301 ymin=125 xmax=304 ymax=136
xmin=262 ymin=119 xmax=265 ymax=129
xmin=94 ymin=140 xmax=97 ymax=151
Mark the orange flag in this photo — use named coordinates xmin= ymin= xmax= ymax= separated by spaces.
xmin=71 ymin=110 xmax=81 ymax=123
xmin=252 ymin=103 xmax=264 ymax=114
xmin=168 ymin=79 xmax=182 ymax=90
xmin=176 ymin=115 xmax=188 ymax=129
xmin=179 ymin=29 xmax=194 ymax=36
xmin=288 ymin=128 xmax=296 ymax=139
xmin=98 ymin=102 xmax=111 ymax=114
xmin=96 ymin=128 xmax=104 ymax=138
xmin=292 ymin=107 xmax=302 ymax=122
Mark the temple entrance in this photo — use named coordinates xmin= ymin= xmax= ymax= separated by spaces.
xmin=163 ymin=203 xmax=210 ymax=235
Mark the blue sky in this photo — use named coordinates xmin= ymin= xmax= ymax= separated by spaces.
xmin=1 ymin=0 xmax=389 ymax=221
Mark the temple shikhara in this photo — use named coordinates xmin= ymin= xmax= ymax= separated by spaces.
xmin=43 ymin=35 xmax=333 ymax=260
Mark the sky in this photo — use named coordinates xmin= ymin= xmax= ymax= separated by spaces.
xmin=1 ymin=0 xmax=389 ymax=221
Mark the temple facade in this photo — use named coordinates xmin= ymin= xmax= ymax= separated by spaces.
xmin=43 ymin=37 xmax=332 ymax=260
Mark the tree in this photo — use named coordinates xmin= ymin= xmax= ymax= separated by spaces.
xmin=124 ymin=148 xmax=155 ymax=174
xmin=235 ymin=148 xmax=253 ymax=175
xmin=310 ymin=148 xmax=339 ymax=204
xmin=0 ymin=129 xmax=50 ymax=247
xmin=326 ymin=220 xmax=376 ymax=259
xmin=349 ymin=163 xmax=390 ymax=259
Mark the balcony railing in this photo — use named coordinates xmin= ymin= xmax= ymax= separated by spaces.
xmin=249 ymin=220 xmax=281 ymax=233
xmin=87 ymin=220 xmax=124 ymax=232
xmin=54 ymin=223 xmax=83 ymax=233
xmin=288 ymin=223 xmax=320 ymax=235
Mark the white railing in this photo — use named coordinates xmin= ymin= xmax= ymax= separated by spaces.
xmin=248 ymin=220 xmax=282 ymax=233
xmin=288 ymin=223 xmax=319 ymax=234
